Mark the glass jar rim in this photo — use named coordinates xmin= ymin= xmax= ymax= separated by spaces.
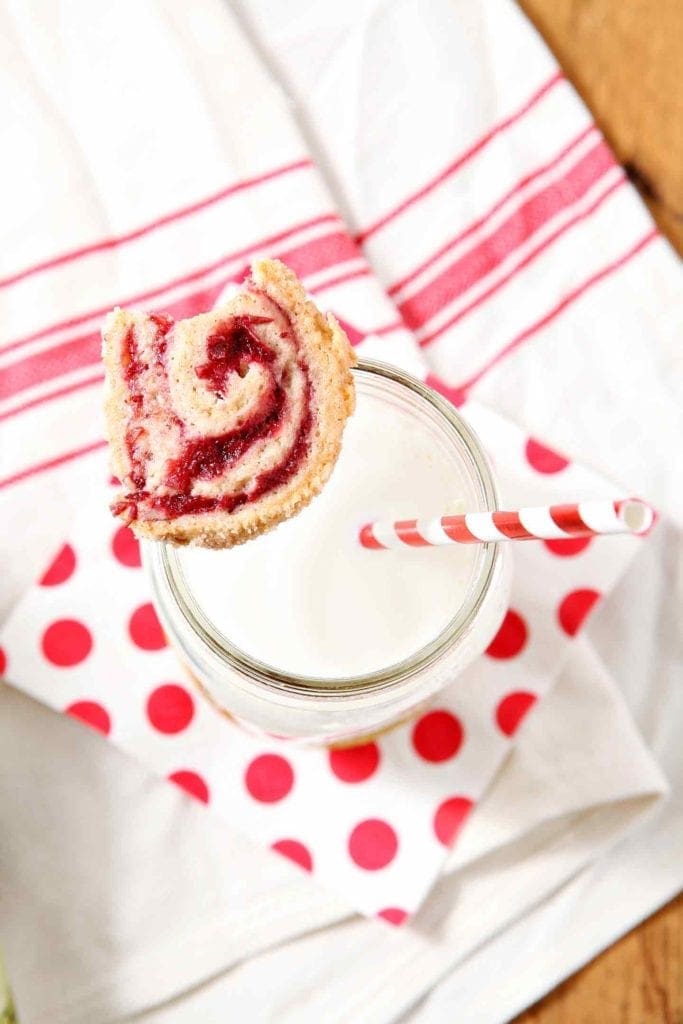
xmin=146 ymin=359 xmax=501 ymax=699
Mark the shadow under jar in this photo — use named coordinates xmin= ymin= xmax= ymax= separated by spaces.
xmin=144 ymin=359 xmax=512 ymax=745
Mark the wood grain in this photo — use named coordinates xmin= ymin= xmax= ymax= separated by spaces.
xmin=510 ymin=3 xmax=683 ymax=1019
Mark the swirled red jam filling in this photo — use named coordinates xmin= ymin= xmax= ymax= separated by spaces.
xmin=195 ymin=315 xmax=274 ymax=395
xmin=163 ymin=382 xmax=286 ymax=492
xmin=113 ymin=296 xmax=314 ymax=522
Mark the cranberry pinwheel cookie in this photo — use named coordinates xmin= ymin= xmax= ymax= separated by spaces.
xmin=103 ymin=259 xmax=356 ymax=547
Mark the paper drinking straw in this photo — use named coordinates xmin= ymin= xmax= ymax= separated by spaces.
xmin=359 ymin=499 xmax=654 ymax=550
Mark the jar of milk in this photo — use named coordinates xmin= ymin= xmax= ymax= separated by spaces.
xmin=144 ymin=360 xmax=511 ymax=745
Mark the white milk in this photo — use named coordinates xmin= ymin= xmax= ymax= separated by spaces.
xmin=176 ymin=387 xmax=481 ymax=679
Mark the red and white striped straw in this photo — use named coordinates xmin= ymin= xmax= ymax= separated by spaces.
xmin=359 ymin=499 xmax=654 ymax=550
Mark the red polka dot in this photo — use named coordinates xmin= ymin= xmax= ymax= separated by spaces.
xmin=169 ymin=769 xmax=210 ymax=803
xmin=109 ymin=474 xmax=121 ymax=486
xmin=433 ymin=796 xmax=474 ymax=847
xmin=245 ymin=754 xmax=294 ymax=803
xmin=112 ymin=525 xmax=141 ymax=568
xmin=349 ymin=819 xmax=398 ymax=870
xmin=0 ymin=647 xmax=6 ymax=675
xmin=377 ymin=907 xmax=408 ymax=926
xmin=329 ymin=742 xmax=380 ymax=783
xmin=39 ymin=544 xmax=76 ymax=586
xmin=146 ymin=684 xmax=194 ymax=734
xmin=496 ymin=691 xmax=538 ymax=737
xmin=41 ymin=619 xmax=93 ymax=667
xmin=66 ymin=700 xmax=111 ymax=735
xmin=129 ymin=602 xmax=166 ymax=650
xmin=558 ymin=588 xmax=601 ymax=636
xmin=272 ymin=839 xmax=313 ymax=872
xmin=525 ymin=438 xmax=569 ymax=474
xmin=412 ymin=710 xmax=464 ymax=763
xmin=544 ymin=536 xmax=592 ymax=557
xmin=486 ymin=609 xmax=528 ymax=659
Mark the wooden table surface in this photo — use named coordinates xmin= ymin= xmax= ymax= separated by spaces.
xmin=512 ymin=2 xmax=683 ymax=1021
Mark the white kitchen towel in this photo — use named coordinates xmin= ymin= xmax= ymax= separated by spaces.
xmin=0 ymin=0 xmax=680 ymax=1020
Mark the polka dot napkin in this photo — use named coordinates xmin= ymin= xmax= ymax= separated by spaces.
xmin=0 ymin=397 xmax=646 ymax=921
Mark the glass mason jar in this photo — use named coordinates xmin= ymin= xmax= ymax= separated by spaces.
xmin=145 ymin=360 xmax=512 ymax=745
